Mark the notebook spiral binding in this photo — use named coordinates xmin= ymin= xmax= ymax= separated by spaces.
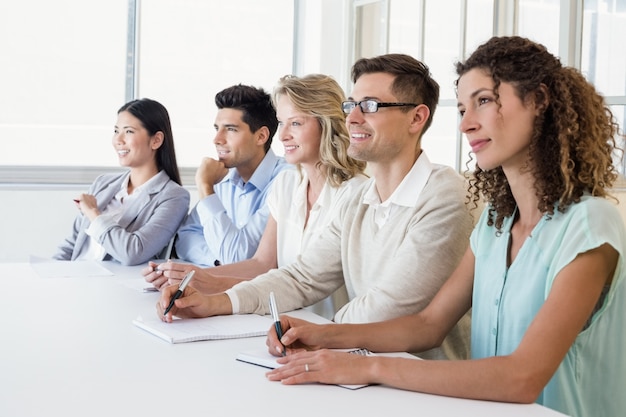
xmin=348 ymin=348 xmax=372 ymax=356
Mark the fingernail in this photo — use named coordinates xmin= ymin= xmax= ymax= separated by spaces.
xmin=275 ymin=345 xmax=283 ymax=354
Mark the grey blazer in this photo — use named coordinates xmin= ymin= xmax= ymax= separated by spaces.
xmin=53 ymin=170 xmax=190 ymax=265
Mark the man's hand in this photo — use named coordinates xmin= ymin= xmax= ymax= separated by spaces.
xmin=195 ymin=158 xmax=229 ymax=198
xmin=156 ymin=289 xmax=234 ymax=322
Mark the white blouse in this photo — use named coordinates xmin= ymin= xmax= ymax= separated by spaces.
xmin=267 ymin=168 xmax=368 ymax=319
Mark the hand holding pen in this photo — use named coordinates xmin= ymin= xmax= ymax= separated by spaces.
xmin=163 ymin=270 xmax=195 ymax=316
xmin=73 ymin=194 xmax=100 ymax=221
xmin=269 ymin=291 xmax=286 ymax=356
xmin=266 ymin=314 xmax=330 ymax=357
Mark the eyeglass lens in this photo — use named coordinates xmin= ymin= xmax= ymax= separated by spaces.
xmin=342 ymin=100 xmax=377 ymax=114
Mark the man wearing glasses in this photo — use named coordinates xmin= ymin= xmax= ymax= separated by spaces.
xmin=158 ymin=54 xmax=474 ymax=361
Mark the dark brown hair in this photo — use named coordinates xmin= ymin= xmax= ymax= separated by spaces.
xmin=215 ymin=84 xmax=278 ymax=153
xmin=456 ymin=36 xmax=621 ymax=230
xmin=351 ymin=53 xmax=439 ymax=137
xmin=118 ymin=98 xmax=182 ymax=185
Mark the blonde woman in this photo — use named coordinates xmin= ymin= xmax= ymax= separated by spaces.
xmin=146 ymin=74 xmax=367 ymax=319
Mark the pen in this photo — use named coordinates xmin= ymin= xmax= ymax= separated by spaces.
xmin=269 ymin=291 xmax=286 ymax=356
xmin=162 ymin=270 xmax=195 ymax=316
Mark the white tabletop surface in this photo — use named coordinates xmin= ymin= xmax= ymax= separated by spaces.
xmin=0 ymin=261 xmax=568 ymax=417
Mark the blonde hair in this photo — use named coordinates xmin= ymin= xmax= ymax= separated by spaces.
xmin=272 ymin=74 xmax=367 ymax=186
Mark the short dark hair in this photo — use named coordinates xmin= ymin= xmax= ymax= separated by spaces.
xmin=118 ymin=98 xmax=182 ymax=185
xmin=215 ymin=84 xmax=278 ymax=153
xmin=351 ymin=54 xmax=439 ymax=135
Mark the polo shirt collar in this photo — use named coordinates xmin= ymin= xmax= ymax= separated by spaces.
xmin=363 ymin=151 xmax=434 ymax=208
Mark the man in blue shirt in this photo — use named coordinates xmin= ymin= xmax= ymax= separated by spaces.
xmin=174 ymin=84 xmax=290 ymax=267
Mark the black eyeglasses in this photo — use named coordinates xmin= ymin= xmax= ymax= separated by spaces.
xmin=341 ymin=100 xmax=418 ymax=114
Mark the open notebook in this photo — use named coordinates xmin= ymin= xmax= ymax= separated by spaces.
xmin=236 ymin=348 xmax=375 ymax=390
xmin=133 ymin=314 xmax=274 ymax=343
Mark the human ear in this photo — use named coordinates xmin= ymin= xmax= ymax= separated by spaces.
xmin=409 ymin=104 xmax=431 ymax=134
xmin=532 ymin=83 xmax=550 ymax=115
xmin=255 ymin=126 xmax=270 ymax=146
xmin=151 ymin=131 xmax=164 ymax=150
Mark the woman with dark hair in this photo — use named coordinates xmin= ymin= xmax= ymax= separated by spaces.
xmin=53 ymin=98 xmax=189 ymax=265
xmin=264 ymin=37 xmax=626 ymax=417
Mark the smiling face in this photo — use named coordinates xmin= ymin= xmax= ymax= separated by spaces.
xmin=113 ymin=111 xmax=161 ymax=170
xmin=213 ymin=108 xmax=266 ymax=173
xmin=345 ymin=72 xmax=418 ymax=165
xmin=456 ymin=68 xmax=538 ymax=172
xmin=275 ymin=94 xmax=322 ymax=167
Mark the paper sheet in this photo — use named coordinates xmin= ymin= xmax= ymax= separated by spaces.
xmin=133 ymin=314 xmax=274 ymax=343
xmin=29 ymin=256 xmax=114 ymax=278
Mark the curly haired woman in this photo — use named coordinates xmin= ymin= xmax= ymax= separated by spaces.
xmin=265 ymin=36 xmax=626 ymax=417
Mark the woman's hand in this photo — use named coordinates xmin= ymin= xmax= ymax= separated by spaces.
xmin=265 ymin=349 xmax=375 ymax=387
xmin=266 ymin=315 xmax=337 ymax=357
xmin=141 ymin=261 xmax=169 ymax=290
xmin=74 ymin=193 xmax=100 ymax=221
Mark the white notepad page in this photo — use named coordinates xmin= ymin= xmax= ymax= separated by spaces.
xmin=133 ymin=314 xmax=274 ymax=343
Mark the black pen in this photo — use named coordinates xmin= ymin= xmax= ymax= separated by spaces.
xmin=269 ymin=291 xmax=286 ymax=356
xmin=163 ymin=270 xmax=195 ymax=316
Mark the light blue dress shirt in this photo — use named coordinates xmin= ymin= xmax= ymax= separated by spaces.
xmin=470 ymin=195 xmax=626 ymax=417
xmin=175 ymin=149 xmax=290 ymax=266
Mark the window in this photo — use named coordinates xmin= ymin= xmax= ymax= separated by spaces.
xmin=385 ymin=0 xmax=495 ymax=170
xmin=138 ymin=0 xmax=294 ymax=167
xmin=359 ymin=0 xmax=626 ymax=175
xmin=582 ymin=0 xmax=626 ymax=175
xmin=518 ymin=0 xmax=560 ymax=53
xmin=1 ymin=0 xmax=293 ymax=171
xmin=0 ymin=0 xmax=128 ymax=167
xmin=2 ymin=0 xmax=624 ymax=182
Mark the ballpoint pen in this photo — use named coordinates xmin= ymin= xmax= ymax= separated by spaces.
xmin=162 ymin=270 xmax=195 ymax=316
xmin=269 ymin=291 xmax=286 ymax=356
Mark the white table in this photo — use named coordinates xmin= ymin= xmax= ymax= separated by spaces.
xmin=0 ymin=262 xmax=568 ymax=417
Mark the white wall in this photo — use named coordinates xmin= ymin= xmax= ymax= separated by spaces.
xmin=0 ymin=186 xmax=198 ymax=263
xmin=0 ymin=187 xmax=77 ymax=261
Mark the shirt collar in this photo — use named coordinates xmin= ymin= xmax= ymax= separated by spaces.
xmin=223 ymin=149 xmax=280 ymax=190
xmin=363 ymin=151 xmax=434 ymax=208
xmin=115 ymin=170 xmax=166 ymax=200
xmin=292 ymin=168 xmax=332 ymax=210
xmin=115 ymin=172 xmax=132 ymax=201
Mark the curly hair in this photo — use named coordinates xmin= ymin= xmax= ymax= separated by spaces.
xmin=455 ymin=36 xmax=622 ymax=230
xmin=272 ymin=74 xmax=367 ymax=186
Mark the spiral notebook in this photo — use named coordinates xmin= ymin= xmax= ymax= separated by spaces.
xmin=133 ymin=314 xmax=274 ymax=344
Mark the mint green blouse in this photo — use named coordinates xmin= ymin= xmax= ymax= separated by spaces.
xmin=470 ymin=195 xmax=626 ymax=417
